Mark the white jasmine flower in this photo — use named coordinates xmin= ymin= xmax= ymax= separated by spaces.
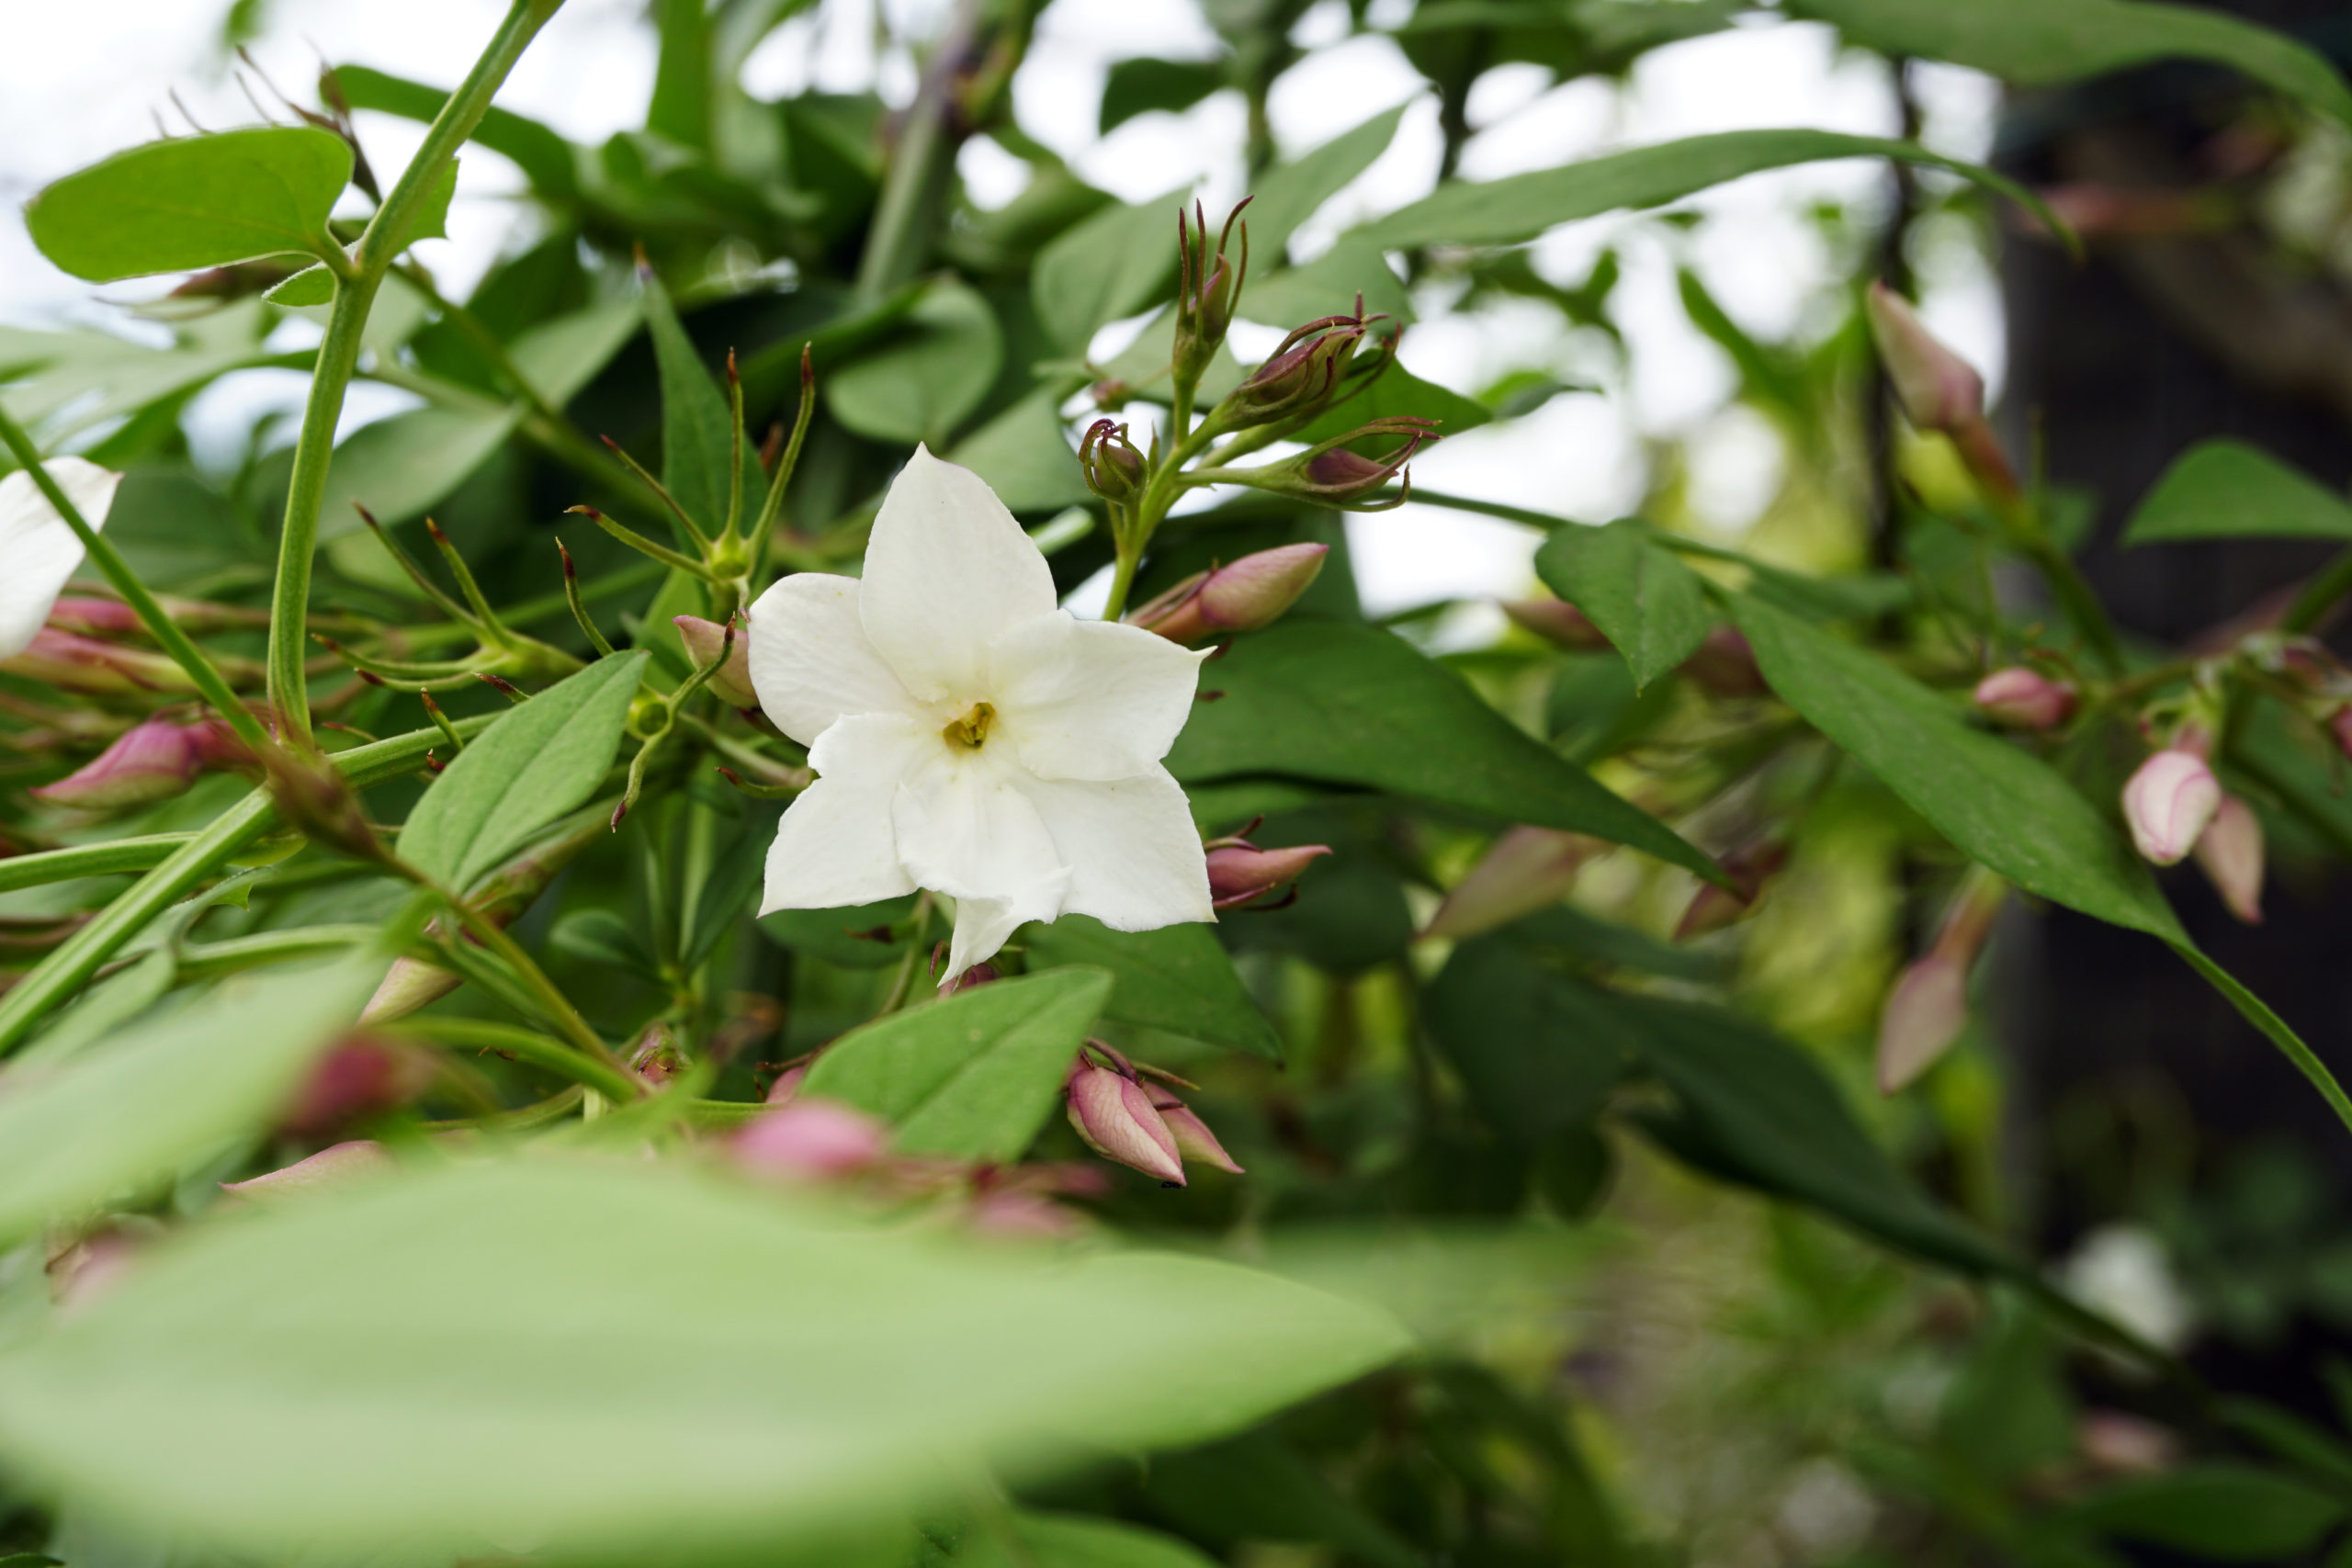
xmin=746 ymin=446 xmax=1215 ymax=979
xmin=0 ymin=457 xmax=121 ymax=661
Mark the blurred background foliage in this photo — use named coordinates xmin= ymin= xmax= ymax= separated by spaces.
xmin=15 ymin=0 xmax=2352 ymax=1562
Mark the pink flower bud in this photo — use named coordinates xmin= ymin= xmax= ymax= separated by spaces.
xmin=220 ymin=1140 xmax=395 ymax=1201
xmin=44 ymin=597 xmax=145 ymax=637
xmin=736 ymin=1100 xmax=889 ymax=1178
xmin=1 ymin=628 xmax=200 ymax=694
xmin=942 ymin=962 xmax=1000 ymax=995
xmin=358 ymin=956 xmax=461 ymax=1026
xmin=1065 ymin=1060 xmax=1184 ymax=1184
xmin=1973 ymin=667 xmax=2077 ymax=730
xmin=1500 ymin=597 xmax=1611 ymax=652
xmin=1679 ymin=626 xmax=1766 ymax=697
xmin=1204 ymin=842 xmax=1330 ymax=910
xmin=1128 ymin=543 xmax=1328 ymax=646
xmin=1876 ymin=953 xmax=1969 ymax=1094
xmin=1227 ymin=311 xmax=1369 ymax=426
xmin=1146 ymin=1087 xmax=1243 ymax=1174
xmin=673 ymin=615 xmax=756 ymax=707
xmin=1422 ymin=825 xmax=1601 ymax=941
xmin=2332 ymin=705 xmax=2352 ymax=762
xmin=279 ymin=1037 xmax=431 ymax=1139
xmin=1864 ymin=282 xmax=1985 ymax=435
xmin=2122 ymin=749 xmax=2221 ymax=865
xmin=1673 ymin=841 xmax=1789 ymax=942
xmin=764 ymin=1061 xmax=810 ymax=1105
xmin=31 ymin=716 xmax=241 ymax=810
xmin=2192 ymin=794 xmax=2264 ymax=924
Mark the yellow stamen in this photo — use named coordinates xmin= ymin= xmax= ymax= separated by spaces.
xmin=942 ymin=701 xmax=996 ymax=750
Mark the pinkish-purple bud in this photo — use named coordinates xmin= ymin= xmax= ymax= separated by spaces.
xmin=1875 ymin=953 xmax=1969 ymax=1094
xmin=2 ymin=628 xmax=201 ymax=694
xmin=764 ymin=1061 xmax=810 ymax=1105
xmin=1146 ymin=1087 xmax=1243 ymax=1174
xmin=278 ymin=1037 xmax=431 ymax=1139
xmin=2122 ymin=749 xmax=2221 ymax=866
xmin=1973 ymin=667 xmax=2078 ymax=730
xmin=1865 ymin=281 xmax=1985 ymax=435
xmin=2192 ymin=794 xmax=2264 ymax=924
xmin=736 ymin=1100 xmax=889 ymax=1178
xmin=1128 ymin=543 xmax=1328 ymax=646
xmin=673 ymin=615 xmax=757 ymax=707
xmin=31 ymin=717 xmax=227 ymax=810
xmin=1065 ymin=1061 xmax=1184 ymax=1184
xmin=2332 ymin=705 xmax=2352 ymax=762
xmin=44 ymin=597 xmax=145 ymax=637
xmin=1078 ymin=420 xmax=1147 ymax=506
xmin=220 ymin=1141 xmax=395 ymax=1201
xmin=1204 ymin=842 xmax=1330 ymax=910
xmin=1422 ymin=825 xmax=1602 ymax=941
xmin=1673 ymin=841 xmax=1790 ymax=942
xmin=1679 ymin=626 xmax=1767 ymax=697
xmin=1500 ymin=597 xmax=1611 ymax=652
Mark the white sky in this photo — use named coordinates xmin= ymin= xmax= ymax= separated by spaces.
xmin=0 ymin=0 xmax=2004 ymax=616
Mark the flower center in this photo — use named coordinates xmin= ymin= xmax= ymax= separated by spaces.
xmin=942 ymin=701 xmax=997 ymax=750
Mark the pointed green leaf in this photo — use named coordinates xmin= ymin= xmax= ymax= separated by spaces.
xmin=1034 ymin=187 xmax=1186 ymax=354
xmin=263 ymin=265 xmax=335 ymax=307
xmin=0 ymin=951 xmax=383 ymax=1246
xmin=2060 ymin=1465 xmax=2345 ymax=1559
xmin=1023 ymin=915 xmax=1283 ymax=1061
xmin=1247 ymin=106 xmax=1409 ymax=262
xmin=0 ymin=1159 xmax=1408 ymax=1560
xmin=26 ymin=128 xmax=351 ymax=282
xmin=1729 ymin=593 xmax=2182 ymax=942
xmin=801 ymin=967 xmax=1114 ymax=1162
xmin=1363 ymin=130 xmax=2062 ymax=252
xmin=2123 ymin=439 xmax=2352 ymax=546
xmin=397 ymin=652 xmax=648 ymax=892
xmin=1792 ymin=0 xmax=2352 ymax=129
xmin=642 ymin=269 xmax=743 ymax=540
xmin=1168 ymin=621 xmax=1724 ymax=886
xmin=827 ymin=277 xmax=1004 ymax=446
xmin=1535 ymin=520 xmax=1711 ymax=690
xmin=1425 ymin=937 xmax=1631 ymax=1147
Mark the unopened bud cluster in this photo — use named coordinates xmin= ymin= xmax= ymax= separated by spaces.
xmin=1065 ymin=1043 xmax=1241 ymax=1186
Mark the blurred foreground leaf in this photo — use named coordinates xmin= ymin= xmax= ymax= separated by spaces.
xmin=0 ymin=1159 xmax=1409 ymax=1560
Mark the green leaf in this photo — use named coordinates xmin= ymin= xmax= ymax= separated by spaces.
xmin=950 ymin=387 xmax=1092 ymax=513
xmin=1425 ymin=939 xmax=1631 ymax=1147
xmin=26 ymin=127 xmax=351 ymax=282
xmin=1247 ymin=106 xmax=1409 ymax=263
xmin=1791 ymin=0 xmax=2352 ymax=130
xmin=263 ymin=264 xmax=335 ymax=307
xmin=330 ymin=64 xmax=581 ymax=197
xmin=1238 ymin=237 xmax=1414 ymax=332
xmin=1535 ymin=520 xmax=1711 ymax=690
xmin=0 ymin=952 xmax=381 ymax=1246
xmin=647 ymin=0 xmax=713 ymax=151
xmin=800 ymin=968 xmax=1114 ymax=1162
xmin=1168 ymin=620 xmax=1724 ymax=885
xmin=1034 ymin=188 xmax=1183 ymax=354
xmin=2122 ymin=439 xmax=2352 ymax=546
xmin=320 ymin=298 xmax=640 ymax=536
xmin=1023 ymin=915 xmax=1283 ymax=1061
xmin=1363 ymin=130 xmax=2063 ymax=252
xmin=1729 ymin=593 xmax=2182 ymax=942
xmin=1100 ymin=59 xmax=1227 ymax=134
xmin=1142 ymin=1433 xmax=1422 ymax=1568
xmin=397 ymin=157 xmax=460 ymax=248
xmin=0 ymin=1159 xmax=1408 ymax=1561
xmin=1622 ymin=992 xmax=2014 ymax=1275
xmin=398 ymin=652 xmax=648 ymax=892
xmin=2061 ymin=1465 xmax=2346 ymax=1561
xmin=958 ymin=1512 xmax=1224 ymax=1568
xmin=757 ymin=895 xmax=921 ymax=968
xmin=827 ymin=277 xmax=1005 ymax=446
xmin=644 ymin=268 xmax=743 ymax=540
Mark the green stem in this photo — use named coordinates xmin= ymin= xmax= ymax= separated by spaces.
xmin=877 ymin=892 xmax=934 ymax=1013
xmin=856 ymin=70 xmax=955 ymax=301
xmin=2284 ymin=545 xmax=2352 ymax=634
xmin=1101 ymin=552 xmax=1141 ymax=623
xmin=445 ymin=896 xmax=633 ymax=1081
xmin=0 ymin=716 xmax=492 ymax=1054
xmin=174 ymin=925 xmax=378 ymax=981
xmin=0 ymin=410 xmax=277 ymax=758
xmin=264 ymin=0 xmax=567 ymax=742
xmin=380 ymin=1017 xmax=642 ymax=1104
xmin=0 ymin=835 xmax=198 ymax=893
